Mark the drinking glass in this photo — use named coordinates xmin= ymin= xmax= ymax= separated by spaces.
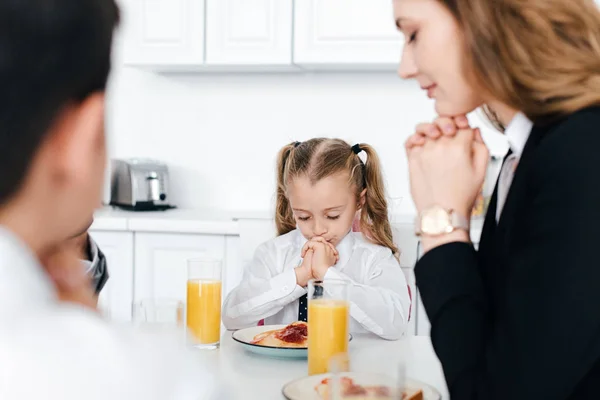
xmin=186 ymin=258 xmax=222 ymax=349
xmin=132 ymin=298 xmax=184 ymax=331
xmin=307 ymin=279 xmax=350 ymax=376
xmin=328 ymin=344 xmax=408 ymax=400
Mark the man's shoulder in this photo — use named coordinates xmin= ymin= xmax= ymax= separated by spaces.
xmin=0 ymin=306 xmax=209 ymax=399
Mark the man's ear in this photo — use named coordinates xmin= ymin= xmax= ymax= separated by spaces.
xmin=46 ymin=93 xmax=105 ymax=184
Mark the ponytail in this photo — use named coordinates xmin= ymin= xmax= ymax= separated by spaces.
xmin=355 ymin=144 xmax=399 ymax=260
xmin=275 ymin=142 xmax=297 ymax=236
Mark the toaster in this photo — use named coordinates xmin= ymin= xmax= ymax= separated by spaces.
xmin=110 ymin=158 xmax=175 ymax=211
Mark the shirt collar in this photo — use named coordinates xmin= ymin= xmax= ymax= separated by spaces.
xmin=81 ymin=236 xmax=99 ymax=275
xmin=0 ymin=226 xmax=56 ymax=311
xmin=504 ymin=112 xmax=534 ymax=157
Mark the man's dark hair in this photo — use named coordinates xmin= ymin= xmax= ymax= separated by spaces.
xmin=0 ymin=0 xmax=120 ymax=204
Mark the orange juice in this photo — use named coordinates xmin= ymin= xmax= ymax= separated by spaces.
xmin=308 ymin=299 xmax=350 ymax=375
xmin=186 ymin=279 xmax=222 ymax=344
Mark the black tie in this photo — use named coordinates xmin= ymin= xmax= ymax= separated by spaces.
xmin=298 ymin=286 xmax=324 ymax=322
xmin=489 ymin=148 xmax=513 ymax=223
xmin=298 ymin=294 xmax=308 ymax=322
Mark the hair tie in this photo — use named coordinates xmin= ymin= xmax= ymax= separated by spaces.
xmin=294 ymin=141 xmax=301 ymax=148
xmin=351 ymin=143 xmax=367 ymax=188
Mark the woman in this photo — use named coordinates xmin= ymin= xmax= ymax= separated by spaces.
xmin=394 ymin=0 xmax=600 ymax=398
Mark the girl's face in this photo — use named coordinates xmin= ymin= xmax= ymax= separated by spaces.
xmin=287 ymin=172 xmax=364 ymax=247
xmin=394 ymin=0 xmax=485 ymax=116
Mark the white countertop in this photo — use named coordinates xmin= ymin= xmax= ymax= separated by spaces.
xmin=91 ymin=206 xmax=483 ymax=243
xmin=195 ymin=332 xmax=449 ymax=400
xmin=91 ymin=206 xmax=240 ymax=235
xmin=90 ymin=207 xmax=419 ymax=234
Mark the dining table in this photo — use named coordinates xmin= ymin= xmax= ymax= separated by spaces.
xmin=192 ymin=331 xmax=449 ymax=400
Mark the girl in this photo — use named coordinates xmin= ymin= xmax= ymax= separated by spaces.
xmin=395 ymin=0 xmax=600 ymax=397
xmin=222 ymin=138 xmax=411 ymax=340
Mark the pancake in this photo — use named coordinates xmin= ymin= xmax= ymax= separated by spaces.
xmin=250 ymin=321 xmax=308 ymax=348
xmin=315 ymin=377 xmax=423 ymax=400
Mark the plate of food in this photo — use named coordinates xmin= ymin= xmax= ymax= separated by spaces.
xmin=282 ymin=372 xmax=441 ymax=400
xmin=231 ymin=321 xmax=352 ymax=359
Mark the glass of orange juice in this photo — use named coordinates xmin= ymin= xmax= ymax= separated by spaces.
xmin=186 ymin=258 xmax=222 ymax=349
xmin=308 ymin=279 xmax=350 ymax=376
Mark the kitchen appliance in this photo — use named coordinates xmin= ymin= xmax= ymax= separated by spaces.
xmin=110 ymin=158 xmax=175 ymax=211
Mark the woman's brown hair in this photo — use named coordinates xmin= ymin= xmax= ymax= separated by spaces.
xmin=275 ymin=138 xmax=399 ymax=259
xmin=442 ymin=0 xmax=600 ymax=126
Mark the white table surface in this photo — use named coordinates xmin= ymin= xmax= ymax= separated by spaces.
xmin=193 ymin=332 xmax=449 ymax=400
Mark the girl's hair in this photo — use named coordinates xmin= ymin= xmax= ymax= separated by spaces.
xmin=275 ymin=138 xmax=399 ymax=258
xmin=440 ymin=0 xmax=600 ymax=126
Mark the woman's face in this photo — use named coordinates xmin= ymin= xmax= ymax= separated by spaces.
xmin=393 ymin=0 xmax=485 ymax=116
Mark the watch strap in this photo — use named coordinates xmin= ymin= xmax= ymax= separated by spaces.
xmin=415 ymin=207 xmax=470 ymax=236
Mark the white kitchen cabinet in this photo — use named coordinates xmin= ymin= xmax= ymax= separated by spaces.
xmin=205 ymin=0 xmax=293 ymax=66
xmin=224 ymin=236 xmax=244 ymax=300
xmin=392 ymin=223 xmax=420 ymax=269
xmin=413 ymin=241 xmax=431 ymax=335
xmin=293 ymin=0 xmax=403 ymax=69
xmin=415 ymin=289 xmax=431 ymax=336
xmin=402 ymin=267 xmax=417 ymax=336
xmin=412 ymin=238 xmax=434 ymax=336
xmin=122 ymin=0 xmax=205 ymax=68
xmin=90 ymin=231 xmax=134 ymax=322
xmin=393 ymin=224 xmax=419 ymax=336
xmin=133 ymin=233 xmax=226 ymax=302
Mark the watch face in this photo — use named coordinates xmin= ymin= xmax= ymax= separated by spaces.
xmin=421 ymin=206 xmax=451 ymax=235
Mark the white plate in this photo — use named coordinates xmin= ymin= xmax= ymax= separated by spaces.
xmin=282 ymin=372 xmax=441 ymax=400
xmin=231 ymin=325 xmax=353 ymax=359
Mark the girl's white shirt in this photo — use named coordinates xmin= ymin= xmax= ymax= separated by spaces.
xmin=222 ymin=229 xmax=411 ymax=340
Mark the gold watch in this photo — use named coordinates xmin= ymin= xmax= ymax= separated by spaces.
xmin=415 ymin=205 xmax=469 ymax=237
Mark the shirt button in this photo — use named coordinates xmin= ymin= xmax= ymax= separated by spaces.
xmin=282 ymin=286 xmax=289 ymax=291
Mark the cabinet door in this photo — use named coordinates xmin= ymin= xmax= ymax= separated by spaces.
xmin=224 ymin=236 xmax=243 ymax=301
xmin=205 ymin=0 xmax=293 ymax=65
xmin=90 ymin=231 xmax=134 ymax=322
xmin=415 ymin=291 xmax=431 ymax=336
xmin=134 ymin=233 xmax=225 ymax=302
xmin=122 ymin=0 xmax=205 ymax=67
xmin=392 ymin=223 xmax=420 ymax=269
xmin=294 ymin=0 xmax=403 ymax=67
xmin=414 ymin=241 xmax=432 ymax=336
xmin=402 ymin=267 xmax=417 ymax=336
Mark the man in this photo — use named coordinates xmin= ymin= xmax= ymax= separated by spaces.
xmin=0 ymin=1 xmax=213 ymax=398
xmin=44 ymin=226 xmax=108 ymax=308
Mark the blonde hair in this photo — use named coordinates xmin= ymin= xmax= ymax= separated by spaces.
xmin=442 ymin=0 xmax=600 ymax=125
xmin=275 ymin=138 xmax=399 ymax=259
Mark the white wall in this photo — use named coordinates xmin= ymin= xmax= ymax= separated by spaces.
xmin=104 ymin=36 xmax=506 ymax=215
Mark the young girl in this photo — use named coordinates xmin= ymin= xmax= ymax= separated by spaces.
xmin=222 ymin=138 xmax=410 ymax=340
